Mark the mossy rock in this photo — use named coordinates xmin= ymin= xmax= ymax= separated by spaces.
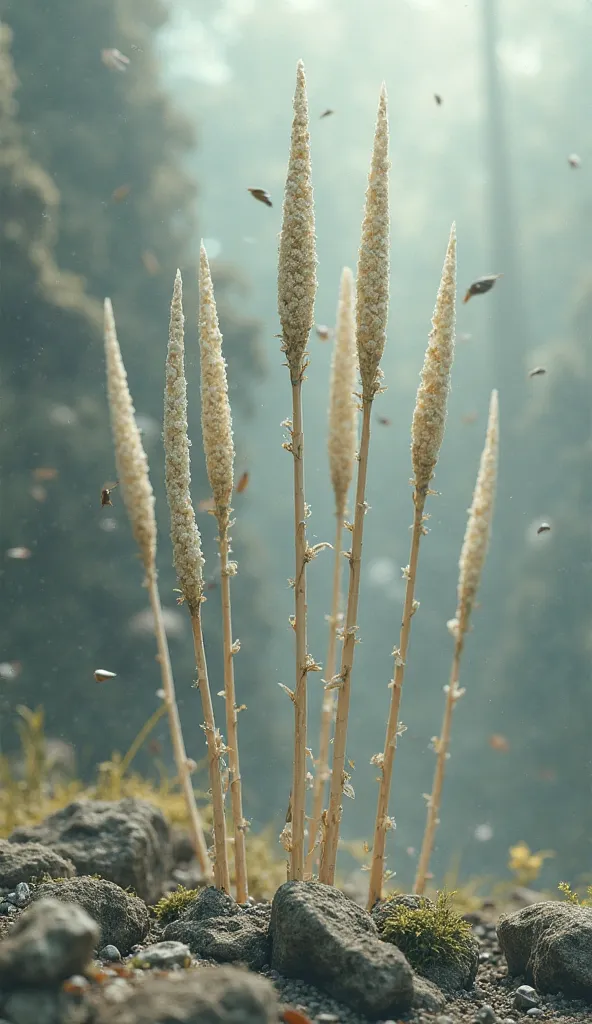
xmin=372 ymin=891 xmax=479 ymax=992
xmin=153 ymin=885 xmax=201 ymax=927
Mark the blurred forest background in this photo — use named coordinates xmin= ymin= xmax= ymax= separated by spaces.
xmin=0 ymin=0 xmax=590 ymax=891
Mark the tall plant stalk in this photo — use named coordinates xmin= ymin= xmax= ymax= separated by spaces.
xmin=306 ymin=266 xmax=357 ymax=875
xmin=414 ymin=390 xmax=499 ymax=895
xmin=367 ymin=225 xmax=457 ymax=909
xmin=103 ymin=297 xmax=211 ymax=878
xmin=277 ymin=60 xmax=317 ymax=882
xmin=319 ymin=85 xmax=390 ymax=886
xmin=198 ymin=243 xmax=248 ymax=902
xmin=163 ymin=271 xmax=230 ymax=891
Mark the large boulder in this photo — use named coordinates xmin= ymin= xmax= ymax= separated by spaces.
xmin=270 ymin=881 xmax=414 ymax=1020
xmin=498 ymin=901 xmax=592 ymax=1000
xmin=163 ymin=886 xmax=271 ymax=970
xmin=9 ymin=797 xmax=171 ymax=903
xmin=0 ymin=898 xmax=98 ymax=986
xmin=0 ymin=839 xmax=75 ymax=889
xmin=31 ymin=876 xmax=149 ymax=954
xmin=95 ymin=965 xmax=278 ymax=1024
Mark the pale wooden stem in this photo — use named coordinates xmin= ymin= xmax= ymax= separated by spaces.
xmin=367 ymin=494 xmax=426 ymax=909
xmin=290 ymin=378 xmax=308 ymax=882
xmin=145 ymin=569 xmax=211 ymax=879
xmin=190 ymin=608 xmax=231 ymax=893
xmin=319 ymin=399 xmax=373 ymax=885
xmin=306 ymin=512 xmax=344 ymax=873
xmin=414 ymin=635 xmax=464 ymax=895
xmin=218 ymin=521 xmax=249 ymax=903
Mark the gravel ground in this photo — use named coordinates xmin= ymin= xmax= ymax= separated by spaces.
xmin=265 ymin=911 xmax=592 ymax=1024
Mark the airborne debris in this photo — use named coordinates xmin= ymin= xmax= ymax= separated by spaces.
xmin=236 ymin=471 xmax=250 ymax=494
xmin=101 ymin=48 xmax=130 ymax=72
xmin=320 ymin=109 xmax=334 ymax=119
xmin=111 ymin=184 xmax=131 ymax=203
xmin=101 ymin=481 xmax=119 ymax=507
xmin=33 ymin=467 xmax=58 ymax=481
xmin=568 ymin=153 xmax=581 ymax=169
xmin=537 ymin=522 xmax=551 ymax=535
xmin=197 ymin=497 xmax=215 ymax=513
xmin=94 ymin=669 xmax=117 ymax=683
xmin=0 ymin=661 xmax=22 ymax=681
xmin=141 ymin=250 xmax=160 ymax=276
xmin=461 ymin=411 xmax=478 ymax=425
xmin=434 ymin=93 xmax=442 ymax=105
xmin=489 ymin=733 xmax=510 ymax=752
xmin=315 ymin=324 xmax=332 ymax=341
xmin=463 ymin=274 xmax=503 ymax=303
xmin=377 ymin=416 xmax=392 ymax=426
xmin=6 ymin=547 xmax=31 ymax=560
xmin=248 ymin=188 xmax=272 ymax=208
xmin=528 ymin=366 xmax=546 ymax=378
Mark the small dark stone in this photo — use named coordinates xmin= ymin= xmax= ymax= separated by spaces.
xmin=0 ymin=898 xmax=98 ymax=986
xmin=10 ymin=798 xmax=171 ymax=903
xmin=31 ymin=876 xmax=149 ymax=954
xmin=0 ymin=839 xmax=75 ymax=889
xmin=514 ymin=985 xmax=540 ymax=1011
xmin=270 ymin=881 xmax=414 ymax=1019
xmin=164 ymin=886 xmax=271 ymax=971
xmin=99 ymin=944 xmax=121 ymax=962
xmin=475 ymin=1006 xmax=498 ymax=1024
xmin=5 ymin=904 xmax=17 ymax=915
xmin=134 ymin=940 xmax=191 ymax=969
xmin=498 ymin=902 xmax=592 ymax=1000
xmin=526 ymin=1011 xmax=544 ymax=1019
xmin=14 ymin=883 xmax=31 ymax=907
xmin=0 ymin=902 xmax=10 ymax=915
xmin=93 ymin=964 xmax=278 ymax=1024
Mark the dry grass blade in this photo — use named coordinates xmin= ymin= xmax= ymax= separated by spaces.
xmin=199 ymin=244 xmax=248 ymax=902
xmin=106 ymin=295 xmax=211 ymax=878
xmin=414 ymin=389 xmax=499 ymax=896
xmin=320 ymin=86 xmax=390 ymax=885
xmin=367 ymin=225 xmax=456 ymax=908
xmin=307 ymin=266 xmax=358 ymax=874
xmin=278 ymin=60 xmax=318 ymax=881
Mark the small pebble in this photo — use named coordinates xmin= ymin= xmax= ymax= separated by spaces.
xmin=514 ymin=985 xmax=540 ymax=1011
xmin=0 ymin=903 xmax=10 ymax=915
xmin=436 ymin=1017 xmax=455 ymax=1024
xmin=475 ymin=1007 xmax=498 ymax=1024
xmin=5 ymin=904 xmax=16 ymax=915
xmin=473 ymin=924 xmax=487 ymax=938
xmin=13 ymin=882 xmax=30 ymax=907
xmin=133 ymin=941 xmax=191 ymax=969
xmin=5 ymin=893 xmax=16 ymax=904
xmin=526 ymin=1012 xmax=544 ymax=1020
xmin=317 ymin=1016 xmax=339 ymax=1023
xmin=479 ymin=951 xmax=491 ymax=962
xmin=99 ymin=945 xmax=121 ymax=962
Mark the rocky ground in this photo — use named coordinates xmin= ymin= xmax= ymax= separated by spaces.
xmin=0 ymin=797 xmax=590 ymax=1024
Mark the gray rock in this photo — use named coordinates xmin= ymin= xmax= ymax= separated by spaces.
xmin=163 ymin=886 xmax=271 ymax=971
xmin=0 ymin=898 xmax=98 ymax=986
xmin=412 ymin=975 xmax=447 ymax=1013
xmin=99 ymin=944 xmax=121 ymax=961
xmin=31 ymin=876 xmax=149 ymax=954
xmin=436 ymin=1017 xmax=455 ymax=1024
xmin=9 ymin=798 xmax=171 ymax=903
xmin=133 ymin=940 xmax=191 ymax=969
xmin=2 ymin=990 xmax=69 ymax=1024
xmin=475 ymin=1006 xmax=498 ymax=1023
xmin=13 ymin=882 xmax=31 ymax=907
xmin=270 ymin=880 xmax=414 ymax=1019
xmin=371 ymin=893 xmax=479 ymax=993
xmin=0 ymin=839 xmax=75 ymax=889
xmin=498 ymin=901 xmax=592 ymax=999
xmin=94 ymin=965 xmax=278 ymax=1024
xmin=514 ymin=985 xmax=540 ymax=1011
xmin=526 ymin=1011 xmax=544 ymax=1019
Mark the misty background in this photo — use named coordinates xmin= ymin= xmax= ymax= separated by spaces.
xmin=1 ymin=0 xmax=590 ymax=892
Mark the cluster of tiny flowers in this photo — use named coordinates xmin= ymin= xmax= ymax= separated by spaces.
xmin=328 ymin=266 xmax=358 ymax=514
xmin=278 ymin=60 xmax=318 ymax=381
xmin=104 ymin=299 xmax=156 ymax=572
xmin=411 ymin=224 xmax=457 ymax=495
xmin=163 ymin=271 xmax=205 ymax=612
xmin=199 ymin=245 xmax=235 ymax=516
xmin=456 ymin=390 xmax=499 ymax=632
xmin=356 ymin=85 xmax=390 ymax=401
